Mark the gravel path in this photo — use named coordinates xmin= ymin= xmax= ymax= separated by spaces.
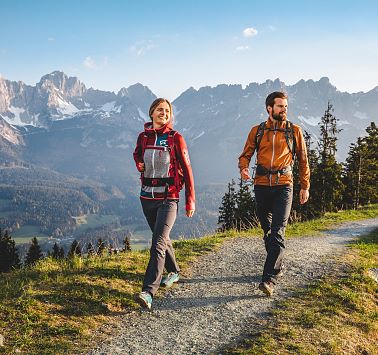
xmin=89 ymin=218 xmax=378 ymax=355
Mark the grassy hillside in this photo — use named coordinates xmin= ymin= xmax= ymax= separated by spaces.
xmin=0 ymin=205 xmax=377 ymax=354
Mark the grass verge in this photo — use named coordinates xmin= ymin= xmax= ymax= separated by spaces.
xmin=226 ymin=228 xmax=378 ymax=354
xmin=0 ymin=204 xmax=377 ymax=354
xmin=0 ymin=232 xmax=232 ymax=354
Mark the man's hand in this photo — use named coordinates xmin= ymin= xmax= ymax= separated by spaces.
xmin=186 ymin=210 xmax=195 ymax=218
xmin=300 ymin=189 xmax=309 ymax=204
xmin=241 ymin=168 xmax=251 ymax=181
xmin=137 ymin=162 xmax=145 ymax=172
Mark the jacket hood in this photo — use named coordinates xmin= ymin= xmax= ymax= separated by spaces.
xmin=143 ymin=120 xmax=173 ymax=135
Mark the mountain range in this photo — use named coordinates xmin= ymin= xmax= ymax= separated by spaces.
xmin=0 ymin=71 xmax=377 ymax=242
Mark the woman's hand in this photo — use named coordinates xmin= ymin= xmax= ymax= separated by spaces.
xmin=186 ymin=209 xmax=195 ymax=218
xmin=137 ymin=162 xmax=145 ymax=172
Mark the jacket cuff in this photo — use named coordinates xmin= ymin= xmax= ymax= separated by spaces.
xmin=186 ymin=201 xmax=195 ymax=211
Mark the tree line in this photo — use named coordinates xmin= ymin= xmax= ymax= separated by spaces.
xmin=218 ymin=102 xmax=377 ymax=231
xmin=0 ymin=185 xmax=100 ymax=235
xmin=0 ymin=228 xmax=132 ymax=273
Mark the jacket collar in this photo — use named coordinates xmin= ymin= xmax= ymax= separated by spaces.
xmin=265 ymin=117 xmax=288 ymax=128
xmin=144 ymin=120 xmax=173 ymax=135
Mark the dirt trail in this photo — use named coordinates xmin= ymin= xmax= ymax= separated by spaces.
xmin=89 ymin=218 xmax=378 ymax=355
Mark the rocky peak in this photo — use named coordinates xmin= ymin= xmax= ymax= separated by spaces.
xmin=0 ymin=77 xmax=10 ymax=112
xmin=0 ymin=116 xmax=23 ymax=145
xmin=118 ymin=83 xmax=152 ymax=97
xmin=117 ymin=83 xmax=156 ymax=116
xmin=37 ymin=71 xmax=86 ymax=98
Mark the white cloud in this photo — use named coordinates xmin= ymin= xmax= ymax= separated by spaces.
xmin=235 ymin=46 xmax=249 ymax=52
xmin=130 ymin=40 xmax=157 ymax=56
xmin=268 ymin=25 xmax=276 ymax=32
xmin=83 ymin=56 xmax=96 ymax=69
xmin=48 ymin=37 xmax=55 ymax=42
xmin=243 ymin=27 xmax=258 ymax=38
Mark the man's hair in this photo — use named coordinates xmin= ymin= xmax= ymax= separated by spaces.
xmin=149 ymin=98 xmax=172 ymax=119
xmin=265 ymin=91 xmax=288 ymax=112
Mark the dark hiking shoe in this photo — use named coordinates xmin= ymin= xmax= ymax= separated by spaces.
xmin=138 ymin=291 xmax=152 ymax=309
xmin=259 ymin=281 xmax=274 ymax=296
xmin=161 ymin=272 xmax=180 ymax=288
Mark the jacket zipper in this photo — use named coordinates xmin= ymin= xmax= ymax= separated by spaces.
xmin=270 ymin=124 xmax=276 ymax=186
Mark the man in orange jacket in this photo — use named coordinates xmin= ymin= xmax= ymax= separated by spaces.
xmin=239 ymin=91 xmax=310 ymax=296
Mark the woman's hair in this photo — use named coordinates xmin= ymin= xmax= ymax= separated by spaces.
xmin=149 ymin=98 xmax=173 ymax=120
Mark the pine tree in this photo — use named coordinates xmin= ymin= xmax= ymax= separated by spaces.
xmin=218 ymin=179 xmax=237 ymax=231
xmin=312 ymin=102 xmax=344 ymax=213
xmin=235 ymin=178 xmax=258 ymax=230
xmin=0 ymin=229 xmax=21 ymax=273
xmin=51 ymin=242 xmax=61 ymax=259
xmin=87 ymin=242 xmax=95 ymax=256
xmin=58 ymin=246 xmax=65 ymax=259
xmin=68 ymin=240 xmax=82 ymax=258
xmin=343 ymin=122 xmax=378 ymax=208
xmin=97 ymin=238 xmax=106 ymax=255
xmin=123 ymin=235 xmax=132 ymax=252
xmin=343 ymin=139 xmax=363 ymax=209
xmin=25 ymin=237 xmax=44 ymax=266
xmin=292 ymin=130 xmax=322 ymax=220
xmin=359 ymin=122 xmax=378 ymax=205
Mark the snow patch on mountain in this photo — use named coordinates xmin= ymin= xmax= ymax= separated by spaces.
xmin=55 ymin=98 xmax=80 ymax=117
xmin=137 ymin=108 xmax=149 ymax=122
xmin=0 ymin=115 xmax=23 ymax=145
xmin=7 ymin=106 xmax=28 ymax=126
xmin=101 ymin=101 xmax=116 ymax=112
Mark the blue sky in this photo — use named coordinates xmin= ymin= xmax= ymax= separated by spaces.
xmin=1 ymin=0 xmax=378 ymax=99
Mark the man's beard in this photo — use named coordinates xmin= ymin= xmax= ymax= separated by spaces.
xmin=272 ymin=112 xmax=286 ymax=121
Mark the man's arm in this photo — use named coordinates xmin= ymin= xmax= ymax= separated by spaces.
xmin=295 ymin=126 xmax=310 ymax=204
xmin=238 ymin=126 xmax=257 ymax=180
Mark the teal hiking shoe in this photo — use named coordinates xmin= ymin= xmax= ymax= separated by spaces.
xmin=161 ymin=272 xmax=180 ymax=288
xmin=138 ymin=291 xmax=152 ymax=309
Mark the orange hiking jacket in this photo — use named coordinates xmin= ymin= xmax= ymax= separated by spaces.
xmin=238 ymin=119 xmax=310 ymax=190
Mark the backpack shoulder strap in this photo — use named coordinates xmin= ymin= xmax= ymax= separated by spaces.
xmin=285 ymin=121 xmax=296 ymax=159
xmin=141 ymin=132 xmax=148 ymax=157
xmin=167 ymin=130 xmax=184 ymax=189
xmin=254 ymin=122 xmax=266 ymax=152
xmin=167 ymin=130 xmax=178 ymax=163
xmin=167 ymin=130 xmax=176 ymax=151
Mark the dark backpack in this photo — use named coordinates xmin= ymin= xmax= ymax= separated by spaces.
xmin=254 ymin=120 xmax=296 ymax=160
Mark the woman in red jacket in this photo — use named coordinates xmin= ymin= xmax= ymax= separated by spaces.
xmin=133 ymin=98 xmax=195 ymax=309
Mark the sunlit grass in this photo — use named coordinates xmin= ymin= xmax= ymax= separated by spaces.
xmin=0 ymin=204 xmax=377 ymax=353
xmin=226 ymin=227 xmax=378 ymax=354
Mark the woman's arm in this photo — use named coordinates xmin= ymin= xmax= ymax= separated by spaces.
xmin=175 ymin=133 xmax=195 ymax=213
xmin=133 ymin=133 xmax=145 ymax=172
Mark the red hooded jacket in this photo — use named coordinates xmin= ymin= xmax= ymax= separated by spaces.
xmin=133 ymin=121 xmax=195 ymax=211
